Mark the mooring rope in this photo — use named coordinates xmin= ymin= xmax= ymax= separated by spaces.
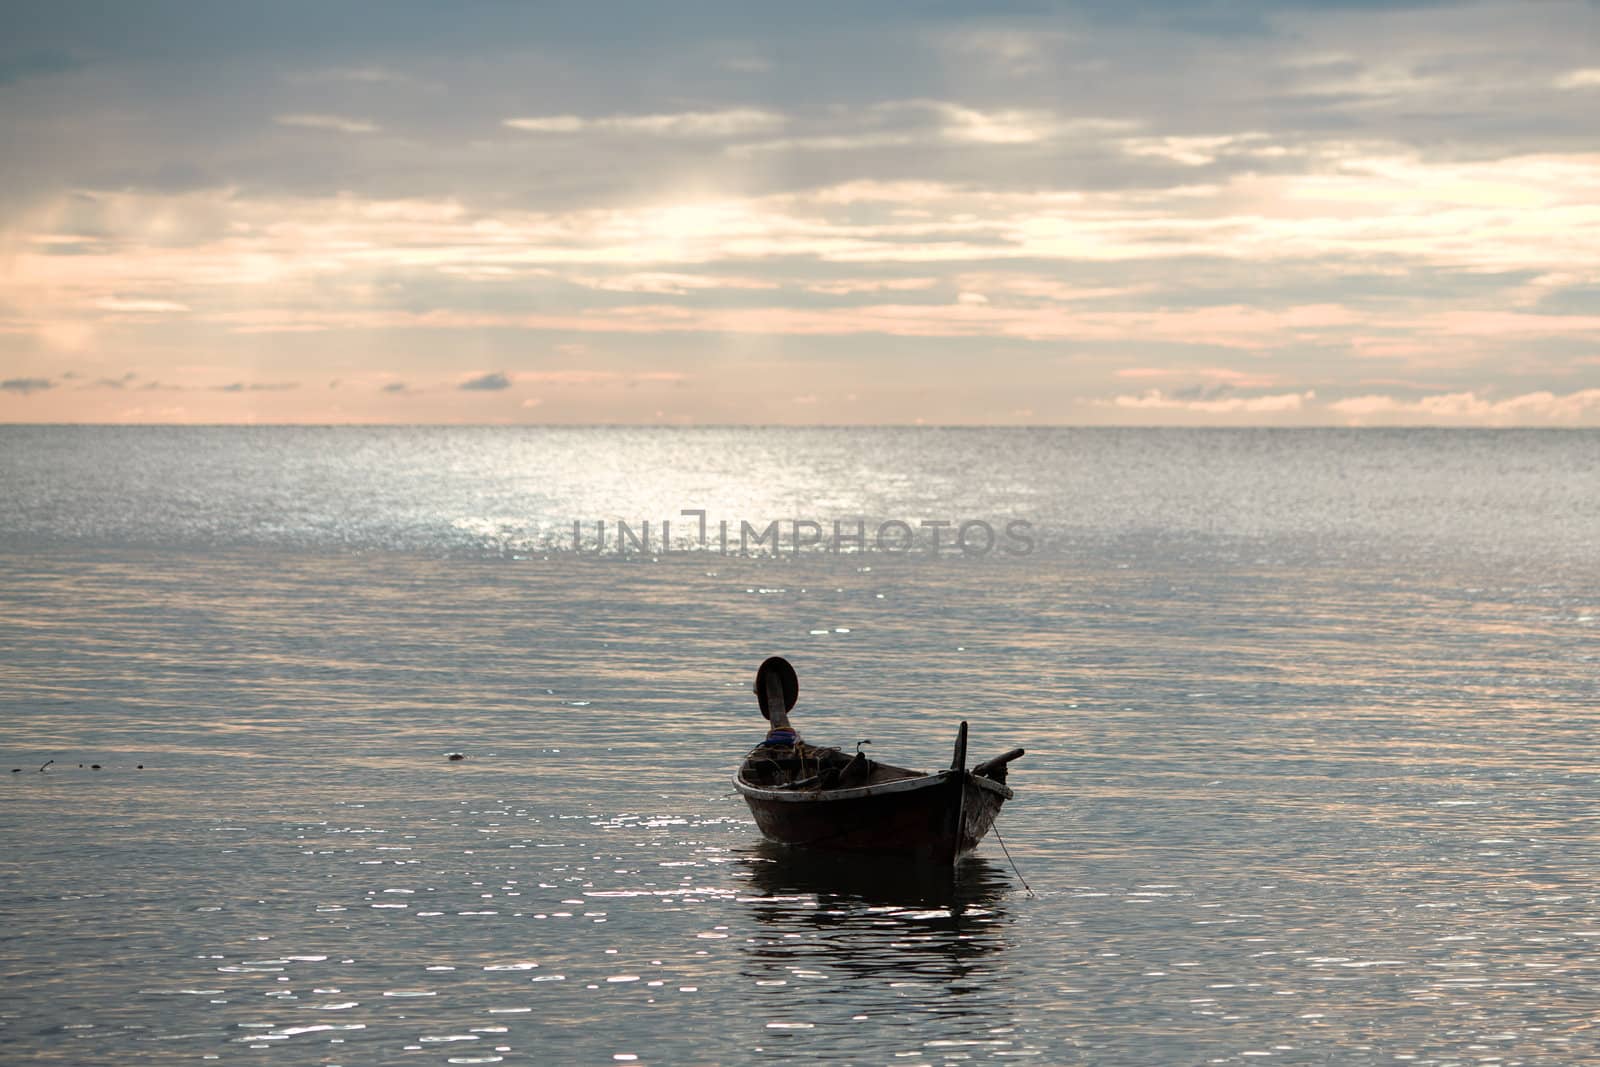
xmin=991 ymin=820 xmax=1035 ymax=898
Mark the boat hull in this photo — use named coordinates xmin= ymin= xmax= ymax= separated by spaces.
xmin=735 ymin=769 xmax=1012 ymax=865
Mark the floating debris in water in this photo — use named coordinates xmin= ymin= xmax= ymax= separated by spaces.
xmin=447 ymin=753 xmax=466 ymax=761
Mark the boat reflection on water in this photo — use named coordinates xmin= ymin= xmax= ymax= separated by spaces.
xmin=739 ymin=840 xmax=1014 ymax=920
xmin=731 ymin=842 xmax=1021 ymax=1044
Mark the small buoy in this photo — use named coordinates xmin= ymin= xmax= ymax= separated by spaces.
xmin=91 ymin=764 xmax=101 ymax=770
xmin=137 ymin=764 xmax=144 ymax=769
xmin=447 ymin=752 xmax=466 ymax=761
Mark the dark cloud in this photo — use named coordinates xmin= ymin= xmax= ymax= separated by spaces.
xmin=1172 ymin=383 xmax=1235 ymax=402
xmin=4 ymin=0 xmax=1593 ymax=214
xmin=458 ymin=372 xmax=511 ymax=391
xmin=1 ymin=377 xmax=55 ymax=394
xmin=1535 ymin=284 xmax=1600 ymax=316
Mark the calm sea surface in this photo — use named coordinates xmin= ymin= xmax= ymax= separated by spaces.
xmin=1 ymin=427 xmax=1596 ymax=1066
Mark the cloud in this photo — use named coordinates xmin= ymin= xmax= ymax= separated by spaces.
xmin=922 ymin=103 xmax=1062 ymax=146
xmin=731 ymin=103 xmax=1134 ymax=158
xmin=600 ymin=109 xmax=783 ymax=138
xmin=729 ymin=130 xmax=920 ymax=157
xmin=213 ymin=382 xmax=300 ymax=392
xmin=95 ymin=298 xmax=191 ymax=313
xmin=7 ymin=2 xmax=1600 ymax=425
xmin=512 ymin=370 xmax=685 ymax=386
xmin=12 ymin=151 xmax=1600 ymax=323
xmin=1554 ymin=69 xmax=1600 ymax=89
xmin=1120 ymin=134 xmax=1260 ymax=166
xmin=1117 ymin=367 xmax=1282 ymax=388
xmin=458 ymin=371 xmax=511 ymax=390
xmin=381 ymin=382 xmax=408 ymax=393
xmin=571 ymin=271 xmax=780 ymax=295
xmin=1112 ymin=389 xmax=1317 ymax=414
xmin=274 ymin=114 xmax=380 ymax=134
xmin=936 ymin=28 xmax=1066 ymax=76
xmin=806 ymin=277 xmax=938 ymax=295
xmin=229 ymin=323 xmax=332 ymax=334
xmin=1329 ymin=389 xmax=1600 ymax=422
xmin=501 ymin=115 xmax=587 ymax=133
xmin=880 ymin=101 xmax=1136 ymax=147
xmin=504 ymin=108 xmax=783 ymax=138
xmin=1 ymin=377 xmax=56 ymax=394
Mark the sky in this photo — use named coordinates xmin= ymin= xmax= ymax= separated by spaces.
xmin=2 ymin=0 xmax=1598 ymax=426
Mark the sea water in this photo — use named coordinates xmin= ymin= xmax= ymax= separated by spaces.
xmin=1 ymin=426 xmax=1596 ymax=1065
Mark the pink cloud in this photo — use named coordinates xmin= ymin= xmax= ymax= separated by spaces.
xmin=1330 ymin=388 xmax=1600 ymax=423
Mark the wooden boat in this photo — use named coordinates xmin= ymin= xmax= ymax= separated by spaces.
xmin=734 ymin=657 xmax=1024 ymax=865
